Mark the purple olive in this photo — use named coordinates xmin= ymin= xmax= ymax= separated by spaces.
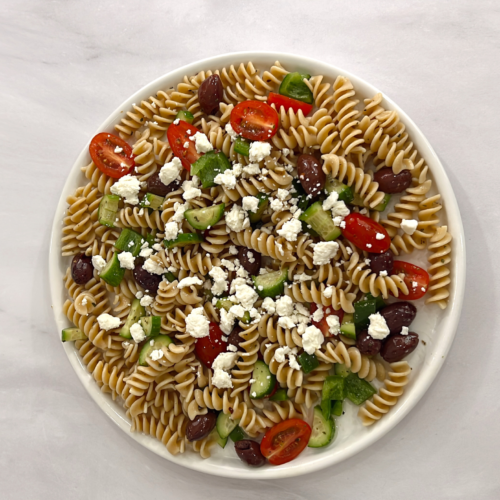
xmin=369 ymin=249 xmax=394 ymax=275
xmin=71 ymin=253 xmax=94 ymax=285
xmin=133 ymin=263 xmax=162 ymax=294
xmin=186 ymin=412 xmax=217 ymax=442
xmin=147 ymin=172 xmax=180 ymax=197
xmin=356 ymin=331 xmax=382 ymax=356
xmin=297 ymin=154 xmax=325 ymax=197
xmin=380 ymin=332 xmax=419 ymax=362
xmin=235 ymin=440 xmax=266 ymax=467
xmin=198 ymin=74 xmax=223 ymax=115
xmin=374 ymin=168 xmax=412 ymax=194
xmin=379 ymin=302 xmax=417 ymax=335
xmin=227 ymin=326 xmax=244 ymax=351
xmin=237 ymin=247 xmax=261 ymax=275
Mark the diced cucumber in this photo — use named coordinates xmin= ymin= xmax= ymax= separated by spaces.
xmin=345 ymin=372 xmax=376 ymax=405
xmin=300 ymin=202 xmax=342 ymax=241
xmin=140 ymin=315 xmax=161 ymax=337
xmin=298 ymin=352 xmax=319 ymax=374
xmin=322 ymin=375 xmax=346 ymax=402
xmin=373 ymin=193 xmax=391 ymax=212
xmin=279 ymin=72 xmax=313 ymax=104
xmin=335 ymin=364 xmax=350 ymax=378
xmin=250 ymin=360 xmax=276 ymax=399
xmin=229 ymin=426 xmax=247 ymax=442
xmin=331 ymin=400 xmax=343 ymax=417
xmin=325 ymin=176 xmax=354 ymax=204
xmin=99 ymin=252 xmax=126 ymax=286
xmin=248 ymin=193 xmax=269 ymax=224
xmin=98 ymin=194 xmax=120 ymax=228
xmin=350 ymin=192 xmax=364 ymax=207
xmin=120 ymin=299 xmax=146 ymax=339
xmin=145 ymin=231 xmax=156 ymax=248
xmin=140 ymin=193 xmax=164 ymax=210
xmin=320 ymin=397 xmax=331 ymax=420
xmin=138 ymin=334 xmax=173 ymax=366
xmin=353 ymin=298 xmax=377 ymax=330
xmin=175 ymin=110 xmax=194 ymax=124
xmin=270 ymin=388 xmax=289 ymax=402
xmin=340 ymin=313 xmax=356 ymax=340
xmin=61 ymin=327 xmax=87 ymax=342
xmin=164 ymin=233 xmax=204 ymax=249
xmin=164 ymin=271 xmax=177 ymax=283
xmin=210 ymin=428 xmax=228 ymax=449
xmin=234 ymin=137 xmax=250 ymax=156
xmin=252 ymin=268 xmax=288 ymax=299
xmin=216 ymin=298 xmax=251 ymax=323
xmin=115 ymin=228 xmax=144 ymax=257
xmin=308 ymin=406 xmax=335 ymax=448
xmin=216 ymin=412 xmax=240 ymax=440
xmin=191 ymin=151 xmax=231 ymax=189
xmin=184 ymin=203 xmax=225 ymax=230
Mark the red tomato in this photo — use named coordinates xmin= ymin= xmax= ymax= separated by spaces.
xmin=194 ymin=322 xmax=228 ymax=368
xmin=89 ymin=133 xmax=135 ymax=179
xmin=342 ymin=213 xmax=391 ymax=253
xmin=166 ymin=120 xmax=202 ymax=171
xmin=230 ymin=100 xmax=279 ymax=141
xmin=392 ymin=261 xmax=430 ymax=300
xmin=268 ymin=92 xmax=313 ymax=116
xmin=310 ymin=303 xmax=344 ymax=338
xmin=260 ymin=419 xmax=312 ymax=466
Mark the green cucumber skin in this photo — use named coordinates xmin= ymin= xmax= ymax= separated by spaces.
xmin=252 ymin=268 xmax=288 ymax=299
xmin=164 ymin=233 xmax=204 ymax=249
xmin=184 ymin=203 xmax=225 ymax=230
xmin=191 ymin=151 xmax=231 ymax=189
xmin=115 ymin=228 xmax=144 ymax=257
xmin=300 ymin=202 xmax=341 ymax=241
xmin=99 ymin=253 xmax=126 ymax=287
xmin=215 ymin=299 xmax=251 ymax=324
xmin=250 ymin=360 xmax=276 ymax=399
xmin=234 ymin=137 xmax=250 ymax=156
xmin=340 ymin=314 xmax=356 ymax=340
xmin=308 ymin=406 xmax=335 ymax=448
xmin=175 ymin=110 xmax=194 ymax=124
xmin=216 ymin=412 xmax=239 ymax=440
xmin=229 ymin=426 xmax=247 ymax=442
xmin=61 ymin=328 xmax=87 ymax=342
xmin=248 ymin=194 xmax=269 ymax=224
xmin=325 ymin=176 xmax=354 ymax=204
xmin=140 ymin=193 xmax=164 ymax=210
xmin=119 ymin=299 xmax=146 ymax=339
xmin=140 ymin=316 xmax=161 ymax=337
xmin=353 ymin=299 xmax=377 ymax=330
xmin=98 ymin=194 xmax=120 ymax=228
xmin=138 ymin=335 xmax=173 ymax=366
xmin=269 ymin=388 xmax=289 ymax=402
xmin=373 ymin=193 xmax=391 ymax=212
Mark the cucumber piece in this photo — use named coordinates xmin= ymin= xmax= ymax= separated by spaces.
xmin=298 ymin=352 xmax=319 ymax=374
xmin=184 ymin=203 xmax=225 ymax=230
xmin=269 ymin=388 xmax=289 ymax=402
xmin=340 ymin=313 xmax=356 ymax=340
xmin=325 ymin=176 xmax=354 ymax=204
xmin=250 ymin=360 xmax=276 ymax=399
xmin=191 ymin=151 xmax=231 ymax=189
xmin=145 ymin=231 xmax=156 ymax=248
xmin=331 ymin=400 xmax=343 ymax=417
xmin=115 ymin=228 xmax=144 ymax=257
xmin=175 ymin=110 xmax=194 ymax=124
xmin=98 ymin=194 xmax=120 ymax=228
xmin=99 ymin=252 xmax=126 ymax=286
xmin=140 ymin=193 xmax=165 ymax=210
xmin=234 ymin=137 xmax=250 ymax=156
xmin=138 ymin=334 xmax=173 ymax=366
xmin=335 ymin=363 xmax=350 ymax=378
xmin=164 ymin=271 xmax=177 ymax=283
xmin=61 ymin=327 xmax=87 ymax=342
xmin=350 ymin=192 xmax=364 ymax=207
xmin=345 ymin=372 xmax=376 ymax=405
xmin=210 ymin=428 xmax=228 ymax=449
xmin=216 ymin=412 xmax=240 ymax=440
xmin=120 ymin=299 xmax=146 ymax=339
xmin=248 ymin=193 xmax=269 ymax=224
xmin=320 ymin=397 xmax=331 ymax=420
xmin=300 ymin=202 xmax=342 ymax=241
xmin=164 ymin=233 xmax=204 ymax=249
xmin=353 ymin=298 xmax=377 ymax=330
xmin=216 ymin=298 xmax=251 ymax=323
xmin=279 ymin=72 xmax=313 ymax=104
xmin=308 ymin=406 xmax=335 ymax=448
xmin=373 ymin=193 xmax=391 ymax=212
xmin=322 ymin=375 xmax=346 ymax=402
xmin=229 ymin=425 xmax=247 ymax=442
xmin=252 ymin=268 xmax=288 ymax=299
xmin=140 ymin=316 xmax=161 ymax=337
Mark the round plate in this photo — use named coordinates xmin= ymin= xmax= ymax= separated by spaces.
xmin=49 ymin=52 xmax=465 ymax=479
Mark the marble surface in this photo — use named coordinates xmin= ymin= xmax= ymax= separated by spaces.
xmin=1 ymin=0 xmax=499 ymax=498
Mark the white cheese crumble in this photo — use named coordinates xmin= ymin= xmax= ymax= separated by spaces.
xmin=322 ymin=191 xmax=339 ymax=210
xmin=177 ymin=276 xmax=203 ymax=289
xmin=209 ymin=266 xmax=228 ymax=296
xmin=97 ymin=313 xmax=121 ymax=331
xmin=139 ymin=247 xmax=153 ymax=258
xmin=172 ymin=202 xmax=189 ymax=223
xmin=185 ymin=307 xmax=210 ymax=338
xmin=219 ymin=308 xmax=235 ymax=335
xmin=190 ymin=132 xmax=214 ymax=153
xmin=302 ymin=325 xmax=324 ymax=354
xmin=401 ymin=326 xmax=409 ymax=335
xmin=234 ymin=283 xmax=258 ymax=310
xmin=92 ymin=255 xmax=106 ymax=273
xmin=242 ymin=164 xmax=261 ymax=176
xmin=143 ymin=257 xmax=165 ymax=275
xmin=212 ymin=352 xmax=239 ymax=372
xmin=313 ymin=241 xmax=339 ymax=265
xmin=110 ymin=175 xmax=141 ymax=205
xmin=249 ymin=141 xmax=272 ymax=162
xmin=276 ymin=189 xmax=288 ymax=201
xmin=150 ymin=349 xmax=164 ymax=361
xmin=130 ymin=322 xmax=146 ymax=343
xmin=275 ymin=296 xmax=294 ymax=316
xmin=312 ymin=305 xmax=324 ymax=322
xmin=182 ymin=176 xmax=201 ymax=201
xmin=212 ymin=369 xmax=233 ymax=389
xmin=117 ymin=251 xmax=135 ymax=270
xmin=276 ymin=218 xmax=302 ymax=241
xmin=114 ymin=146 xmax=123 ymax=153
xmin=323 ymin=286 xmax=334 ymax=298
xmin=225 ymin=123 xmax=238 ymax=141
xmin=261 ymin=297 xmax=276 ymax=315
xmin=375 ymin=233 xmax=386 ymax=240
xmin=326 ymin=314 xmax=341 ymax=336
xmin=278 ymin=316 xmax=296 ymax=329
xmin=379 ymin=270 xmax=388 ymax=277
xmin=159 ymin=157 xmax=182 ymax=186
xmin=242 ymin=196 xmax=259 ymax=213
xmin=288 ymin=354 xmax=301 ymax=371
xmin=140 ymin=295 xmax=154 ymax=307
xmin=270 ymin=198 xmax=284 ymax=212
xmin=368 ymin=313 xmax=391 ymax=340
xmin=164 ymin=221 xmax=179 ymax=241
xmin=135 ymin=291 xmax=144 ymax=299
xmin=226 ymin=204 xmax=250 ymax=232
xmin=401 ymin=219 xmax=419 ymax=235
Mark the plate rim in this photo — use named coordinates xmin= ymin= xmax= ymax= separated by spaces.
xmin=49 ymin=50 xmax=466 ymax=479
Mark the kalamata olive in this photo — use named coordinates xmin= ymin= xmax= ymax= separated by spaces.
xmin=235 ymin=440 xmax=267 ymax=467
xmin=198 ymin=74 xmax=223 ymax=115
xmin=71 ymin=253 xmax=94 ymax=285
xmin=133 ymin=263 xmax=162 ymax=294
xmin=186 ymin=411 xmax=217 ymax=442
xmin=374 ymin=168 xmax=412 ymax=194
xmin=237 ymin=246 xmax=261 ymax=275
xmin=297 ymin=154 xmax=325 ymax=197
xmin=369 ymin=249 xmax=394 ymax=275
xmin=356 ymin=330 xmax=382 ymax=356
xmin=227 ymin=326 xmax=244 ymax=350
xmin=379 ymin=302 xmax=417 ymax=335
xmin=380 ymin=332 xmax=419 ymax=362
xmin=147 ymin=172 xmax=180 ymax=197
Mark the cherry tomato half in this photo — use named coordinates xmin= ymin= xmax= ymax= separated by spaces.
xmin=230 ymin=100 xmax=279 ymax=141
xmin=260 ymin=419 xmax=312 ymax=466
xmin=268 ymin=92 xmax=313 ymax=116
xmin=166 ymin=120 xmax=202 ymax=171
xmin=342 ymin=213 xmax=390 ymax=253
xmin=393 ymin=261 xmax=430 ymax=300
xmin=194 ymin=322 xmax=228 ymax=368
xmin=89 ymin=133 xmax=135 ymax=179
xmin=310 ymin=303 xmax=344 ymax=338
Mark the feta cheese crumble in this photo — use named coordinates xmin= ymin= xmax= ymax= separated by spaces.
xmin=97 ymin=313 xmax=121 ymax=331
xmin=275 ymin=296 xmax=294 ymax=316
xmin=367 ymin=312 xmax=391 ymax=340
xmin=150 ymin=349 xmax=164 ymax=361
xmin=117 ymin=251 xmax=135 ymax=270
xmin=326 ymin=314 xmax=341 ymax=336
xmin=190 ymin=132 xmax=214 ymax=153
xmin=302 ymin=325 xmax=324 ymax=354
xmin=375 ymin=233 xmax=386 ymax=240
xmin=110 ymin=175 xmax=141 ymax=205
xmin=276 ymin=218 xmax=302 ymax=241
xmin=182 ymin=177 xmax=202 ymax=201
xmin=313 ymin=241 xmax=339 ymax=265
xmin=143 ymin=257 xmax=165 ymax=275
xmin=92 ymin=255 xmax=106 ymax=273
xmin=185 ymin=307 xmax=210 ymax=338
xmin=401 ymin=326 xmax=409 ymax=335
xmin=159 ymin=157 xmax=182 ymax=186
xmin=401 ymin=219 xmax=419 ymax=235
xmin=209 ymin=266 xmax=228 ymax=296
xmin=140 ymin=295 xmax=154 ymax=307
xmin=242 ymin=196 xmax=260 ymax=213
xmin=130 ymin=322 xmax=146 ymax=343
xmin=225 ymin=123 xmax=238 ymax=141
xmin=226 ymin=204 xmax=250 ymax=232
xmin=249 ymin=141 xmax=271 ymax=162
xmin=177 ymin=276 xmax=204 ymax=289
xmin=164 ymin=221 xmax=179 ymax=241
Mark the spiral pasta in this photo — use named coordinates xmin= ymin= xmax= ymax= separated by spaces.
xmin=425 ymin=226 xmax=452 ymax=309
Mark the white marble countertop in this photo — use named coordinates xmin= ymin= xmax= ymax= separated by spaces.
xmin=1 ymin=0 xmax=499 ymax=498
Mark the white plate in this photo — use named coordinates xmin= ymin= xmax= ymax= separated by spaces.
xmin=49 ymin=52 xmax=466 ymax=479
